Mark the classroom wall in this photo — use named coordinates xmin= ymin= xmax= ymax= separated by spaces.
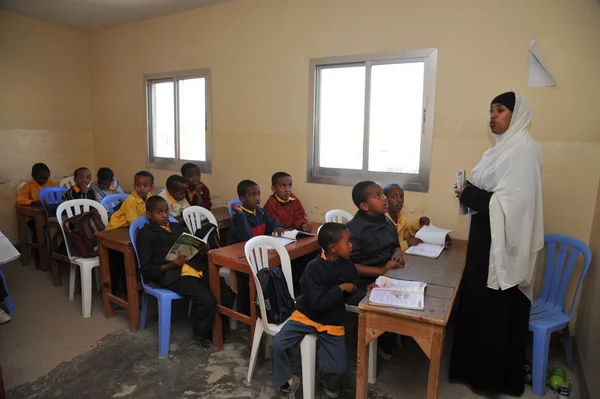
xmin=575 ymin=181 xmax=600 ymax=399
xmin=0 ymin=11 xmax=94 ymax=242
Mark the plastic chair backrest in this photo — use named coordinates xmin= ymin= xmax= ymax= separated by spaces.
xmin=182 ymin=206 xmax=219 ymax=238
xmin=244 ymin=236 xmax=294 ymax=329
xmin=39 ymin=187 xmax=68 ymax=217
xmin=17 ymin=182 xmax=26 ymax=194
xmin=60 ymin=176 xmax=75 ymax=190
xmin=129 ymin=215 xmax=179 ymax=288
xmin=538 ymin=234 xmax=592 ymax=316
xmin=325 ymin=209 xmax=354 ymax=223
xmin=55 ymin=199 xmax=109 ymax=260
xmin=101 ymin=194 xmax=129 ymax=215
xmin=228 ymin=199 xmax=242 ymax=216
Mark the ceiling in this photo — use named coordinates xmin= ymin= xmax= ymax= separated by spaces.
xmin=0 ymin=0 xmax=232 ymax=30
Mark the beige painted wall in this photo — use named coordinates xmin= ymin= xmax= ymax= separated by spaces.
xmin=575 ymin=180 xmax=600 ymax=399
xmin=0 ymin=11 xmax=94 ymax=241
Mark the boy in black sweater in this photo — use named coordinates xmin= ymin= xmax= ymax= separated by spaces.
xmin=270 ymin=223 xmax=359 ymax=399
xmin=136 ymin=196 xmax=234 ymax=348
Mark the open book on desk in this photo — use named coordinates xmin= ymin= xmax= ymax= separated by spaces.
xmin=368 ymin=276 xmax=427 ymax=310
xmin=166 ymin=226 xmax=214 ymax=261
xmin=280 ymin=229 xmax=316 ymax=241
xmin=404 ymin=224 xmax=452 ymax=259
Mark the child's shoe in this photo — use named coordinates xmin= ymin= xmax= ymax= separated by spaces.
xmin=0 ymin=309 xmax=11 ymax=324
xmin=280 ymin=375 xmax=300 ymax=399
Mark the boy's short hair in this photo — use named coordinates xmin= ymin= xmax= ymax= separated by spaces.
xmin=166 ymin=175 xmax=188 ymax=192
xmin=181 ymin=162 xmax=199 ymax=176
xmin=97 ymin=167 xmax=114 ymax=181
xmin=318 ymin=222 xmax=348 ymax=253
xmin=237 ymin=179 xmax=258 ymax=197
xmin=31 ymin=163 xmax=50 ymax=177
xmin=73 ymin=167 xmax=89 ymax=177
xmin=271 ymin=172 xmax=291 ymax=187
xmin=383 ymin=183 xmax=402 ymax=196
xmin=352 ymin=180 xmax=376 ymax=208
xmin=146 ymin=196 xmax=167 ymax=212
xmin=135 ymin=170 xmax=154 ymax=185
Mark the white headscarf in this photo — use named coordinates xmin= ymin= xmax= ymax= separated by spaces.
xmin=472 ymin=93 xmax=544 ymax=298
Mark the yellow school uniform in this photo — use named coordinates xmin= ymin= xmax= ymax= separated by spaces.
xmin=16 ymin=179 xmax=57 ymax=205
xmin=106 ymin=191 xmax=152 ymax=230
xmin=386 ymin=211 xmax=422 ymax=252
xmin=158 ymin=190 xmax=190 ymax=218
xmin=161 ymin=222 xmax=202 ymax=278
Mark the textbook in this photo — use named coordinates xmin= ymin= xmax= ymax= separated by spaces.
xmin=457 ymin=169 xmax=468 ymax=215
xmin=404 ymin=224 xmax=452 ymax=259
xmin=368 ymin=276 xmax=426 ymax=310
xmin=165 ymin=226 xmax=214 ymax=261
xmin=280 ymin=229 xmax=316 ymax=241
xmin=0 ymin=232 xmax=20 ymax=264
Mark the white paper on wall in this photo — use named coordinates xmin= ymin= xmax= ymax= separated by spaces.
xmin=529 ymin=38 xmax=556 ymax=87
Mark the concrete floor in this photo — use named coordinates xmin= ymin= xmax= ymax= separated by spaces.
xmin=0 ymin=259 xmax=580 ymax=399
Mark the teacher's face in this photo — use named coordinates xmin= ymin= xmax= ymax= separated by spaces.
xmin=489 ymin=103 xmax=512 ymax=134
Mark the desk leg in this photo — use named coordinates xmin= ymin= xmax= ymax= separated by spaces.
xmin=49 ymin=227 xmax=62 ymax=286
xmin=99 ymin=242 xmax=115 ymax=319
xmin=124 ymin=247 xmax=139 ymax=331
xmin=16 ymin=212 xmax=31 ymax=266
xmin=356 ymin=310 xmax=369 ymax=399
xmin=209 ymin=253 xmax=223 ymax=351
xmin=35 ymin=214 xmax=47 ymax=271
xmin=426 ymin=328 xmax=445 ymax=399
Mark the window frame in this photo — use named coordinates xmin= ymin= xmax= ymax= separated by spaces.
xmin=307 ymin=49 xmax=437 ymax=192
xmin=144 ymin=69 xmax=212 ymax=173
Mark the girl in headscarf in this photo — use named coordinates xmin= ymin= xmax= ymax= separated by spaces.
xmin=449 ymin=92 xmax=544 ymax=395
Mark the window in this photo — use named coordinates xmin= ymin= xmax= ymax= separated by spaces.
xmin=145 ymin=69 xmax=212 ymax=172
xmin=307 ymin=49 xmax=437 ymax=192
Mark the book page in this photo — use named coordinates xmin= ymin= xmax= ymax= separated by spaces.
xmin=0 ymin=232 xmax=20 ymax=264
xmin=404 ymin=243 xmax=444 ymax=259
xmin=266 ymin=236 xmax=295 ymax=249
xmin=166 ymin=233 xmax=203 ymax=261
xmin=281 ymin=229 xmax=299 ymax=240
xmin=375 ymin=276 xmax=426 ymax=294
xmin=369 ymin=288 xmax=424 ymax=310
xmin=415 ymin=224 xmax=451 ymax=246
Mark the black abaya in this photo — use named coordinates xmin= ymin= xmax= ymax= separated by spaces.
xmin=449 ymin=184 xmax=531 ymax=396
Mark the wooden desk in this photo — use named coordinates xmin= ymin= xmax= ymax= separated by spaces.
xmin=211 ymin=206 xmax=231 ymax=230
xmin=15 ymin=205 xmax=48 ymax=271
xmin=209 ymin=224 xmax=321 ymax=351
xmin=356 ymin=240 xmax=467 ymax=399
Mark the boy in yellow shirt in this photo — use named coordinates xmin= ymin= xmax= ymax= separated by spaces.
xmin=383 ymin=184 xmax=430 ymax=251
xmin=106 ymin=171 xmax=154 ymax=230
xmin=16 ymin=163 xmax=57 ymax=206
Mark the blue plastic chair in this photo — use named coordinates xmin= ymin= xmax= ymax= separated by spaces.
xmin=101 ymin=194 xmax=129 ymax=215
xmin=529 ymin=234 xmax=592 ymax=396
xmin=39 ymin=187 xmax=67 ymax=217
xmin=227 ymin=198 xmax=242 ymax=216
xmin=129 ymin=215 xmax=184 ymax=357
xmin=0 ymin=267 xmax=15 ymax=315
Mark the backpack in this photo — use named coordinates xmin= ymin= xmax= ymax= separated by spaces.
xmin=63 ymin=208 xmax=106 ymax=258
xmin=255 ymin=266 xmax=295 ymax=324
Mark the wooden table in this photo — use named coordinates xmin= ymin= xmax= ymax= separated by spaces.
xmin=356 ymin=240 xmax=467 ymax=399
xmin=15 ymin=205 xmax=48 ymax=271
xmin=95 ymin=207 xmax=232 ymax=331
xmin=209 ymin=224 xmax=321 ymax=351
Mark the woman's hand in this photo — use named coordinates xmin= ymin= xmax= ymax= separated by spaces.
xmin=454 ymin=183 xmax=466 ymax=199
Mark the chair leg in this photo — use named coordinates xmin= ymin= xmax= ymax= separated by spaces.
xmin=247 ymin=322 xmax=265 ymax=382
xmin=264 ymin=335 xmax=273 ymax=359
xmin=230 ymin=297 xmax=238 ymax=330
xmin=532 ymin=330 xmax=551 ymax=396
xmin=368 ymin=338 xmax=378 ymax=384
xmin=300 ymin=335 xmax=317 ymax=399
xmin=94 ymin=267 xmax=101 ymax=292
xmin=139 ymin=292 xmax=148 ymax=330
xmin=0 ymin=269 xmax=15 ymax=315
xmin=81 ymin=266 xmax=93 ymax=318
xmin=563 ymin=326 xmax=574 ymax=370
xmin=68 ymin=264 xmax=76 ymax=301
xmin=157 ymin=297 xmax=173 ymax=357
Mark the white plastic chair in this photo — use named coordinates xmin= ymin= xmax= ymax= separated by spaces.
xmin=245 ymin=236 xmax=317 ymax=399
xmin=60 ymin=176 xmax=75 ymax=190
xmin=17 ymin=181 xmax=26 ymax=194
xmin=325 ymin=209 xmax=354 ymax=223
xmin=182 ymin=206 xmax=238 ymax=329
xmin=345 ymin=304 xmax=378 ymax=384
xmin=56 ymin=199 xmax=108 ymax=318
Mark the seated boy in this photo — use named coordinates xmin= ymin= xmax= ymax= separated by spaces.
xmin=263 ymin=172 xmax=312 ymax=232
xmin=346 ymin=180 xmax=405 ymax=359
xmin=158 ymin=175 xmax=190 ymax=221
xmin=230 ymin=179 xmax=284 ymax=315
xmin=136 ymin=197 xmax=234 ymax=348
xmin=270 ymin=223 xmax=358 ymax=399
xmin=383 ymin=184 xmax=430 ymax=251
xmin=16 ymin=163 xmax=57 ymax=206
xmin=67 ymin=167 xmax=96 ymax=200
xmin=90 ymin=167 xmax=125 ymax=201
xmin=181 ymin=163 xmax=212 ymax=210
xmin=106 ymin=171 xmax=154 ymax=231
